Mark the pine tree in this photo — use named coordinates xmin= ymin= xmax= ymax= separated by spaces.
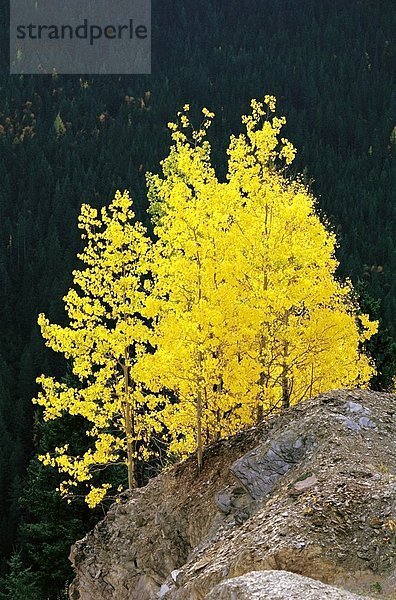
xmin=0 ymin=554 xmax=41 ymax=600
xmin=18 ymin=417 xmax=101 ymax=599
xmin=53 ymin=113 xmax=66 ymax=138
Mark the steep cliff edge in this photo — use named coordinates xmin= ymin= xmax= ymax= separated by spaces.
xmin=69 ymin=390 xmax=396 ymax=599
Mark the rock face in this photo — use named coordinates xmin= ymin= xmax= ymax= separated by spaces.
xmin=205 ymin=570 xmax=372 ymax=599
xmin=69 ymin=390 xmax=396 ymax=599
xmin=230 ymin=427 xmax=317 ymax=500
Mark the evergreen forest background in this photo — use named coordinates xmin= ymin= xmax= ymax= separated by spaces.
xmin=0 ymin=0 xmax=395 ymax=597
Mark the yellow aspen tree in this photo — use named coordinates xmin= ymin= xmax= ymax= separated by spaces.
xmin=141 ymin=98 xmax=377 ymax=467
xmin=35 ymin=191 xmax=158 ymax=507
xmin=226 ymin=97 xmax=377 ymax=416
xmin=139 ymin=106 xmax=245 ymax=470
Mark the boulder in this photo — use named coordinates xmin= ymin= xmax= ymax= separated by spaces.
xmin=205 ymin=570 xmax=372 ymax=599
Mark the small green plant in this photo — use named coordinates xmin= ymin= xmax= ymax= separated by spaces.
xmin=369 ymin=581 xmax=382 ymax=594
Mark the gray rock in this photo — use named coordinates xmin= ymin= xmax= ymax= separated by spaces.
xmin=204 ymin=570 xmax=372 ymax=599
xmin=343 ymin=401 xmax=376 ymax=429
xmin=215 ymin=486 xmax=254 ymax=519
xmin=358 ymin=416 xmax=376 ymax=429
xmin=215 ymin=488 xmax=233 ymax=514
xmin=345 ymin=401 xmax=371 ymax=415
xmin=158 ymin=583 xmax=170 ymax=598
xmin=336 ymin=409 xmax=376 ymax=433
xmin=337 ymin=415 xmax=362 ymax=432
xmin=231 ymin=429 xmax=317 ymax=500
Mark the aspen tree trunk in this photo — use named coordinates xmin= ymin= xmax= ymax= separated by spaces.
xmin=256 ymin=371 xmax=265 ymax=423
xmin=196 ymin=350 xmax=203 ymax=471
xmin=281 ymin=352 xmax=290 ymax=408
xmin=215 ymin=408 xmax=221 ymax=441
xmin=215 ymin=376 xmax=223 ymax=440
xmin=281 ymin=313 xmax=290 ymax=409
xmin=196 ymin=389 xmax=203 ymax=471
xmin=308 ymin=363 xmax=314 ymax=398
xmin=256 ymin=257 xmax=269 ymax=422
xmin=196 ymin=243 xmax=204 ymax=472
xmin=256 ymin=336 xmax=266 ymax=423
xmin=123 ymin=356 xmax=137 ymax=489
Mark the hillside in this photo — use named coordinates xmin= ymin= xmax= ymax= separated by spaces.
xmin=69 ymin=389 xmax=396 ymax=599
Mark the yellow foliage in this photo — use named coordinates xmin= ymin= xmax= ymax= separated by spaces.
xmin=141 ymin=96 xmax=377 ymax=462
xmin=35 ymin=98 xmax=377 ymax=499
xmin=35 ymin=191 xmax=159 ymax=506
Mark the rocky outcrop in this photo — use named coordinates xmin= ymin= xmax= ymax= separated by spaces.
xmin=205 ymin=570 xmax=372 ymax=599
xmin=230 ymin=426 xmax=317 ymax=500
xmin=69 ymin=390 xmax=396 ymax=599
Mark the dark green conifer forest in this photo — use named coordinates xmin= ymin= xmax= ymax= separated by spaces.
xmin=0 ymin=0 xmax=395 ymax=597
